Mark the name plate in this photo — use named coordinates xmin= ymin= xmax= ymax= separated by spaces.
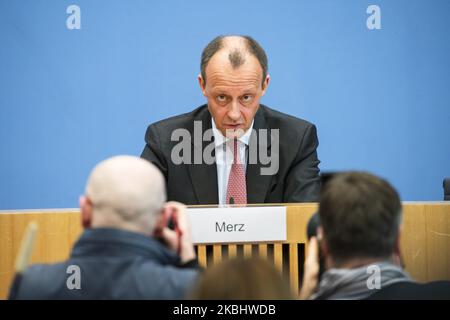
xmin=186 ymin=206 xmax=286 ymax=244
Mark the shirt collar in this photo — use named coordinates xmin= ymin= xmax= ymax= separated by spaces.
xmin=211 ymin=118 xmax=254 ymax=148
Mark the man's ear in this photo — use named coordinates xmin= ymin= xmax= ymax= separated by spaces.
xmin=198 ymin=74 xmax=207 ymax=96
xmin=394 ymin=226 xmax=402 ymax=255
xmin=392 ymin=225 xmax=403 ymax=266
xmin=261 ymin=74 xmax=270 ymax=96
xmin=79 ymin=195 xmax=93 ymax=229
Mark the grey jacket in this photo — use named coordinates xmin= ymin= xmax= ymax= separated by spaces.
xmin=312 ymin=262 xmax=413 ymax=300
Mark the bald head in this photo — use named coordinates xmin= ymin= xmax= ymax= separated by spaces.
xmin=221 ymin=36 xmax=250 ymax=69
xmin=200 ymin=35 xmax=268 ymax=86
xmin=83 ymin=155 xmax=166 ymax=234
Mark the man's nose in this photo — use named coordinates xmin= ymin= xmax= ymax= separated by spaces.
xmin=227 ymin=101 xmax=241 ymax=121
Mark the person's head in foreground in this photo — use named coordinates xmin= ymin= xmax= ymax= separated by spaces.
xmin=302 ymin=171 xmax=404 ymax=300
xmin=190 ymin=256 xmax=293 ymax=300
xmin=300 ymin=171 xmax=450 ymax=300
xmin=321 ymin=172 xmax=403 ymax=268
xmin=9 ymin=155 xmax=198 ymax=300
xmin=80 ymin=155 xmax=166 ymax=235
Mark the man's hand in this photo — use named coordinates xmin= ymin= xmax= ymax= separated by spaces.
xmin=157 ymin=201 xmax=196 ymax=264
xmin=299 ymin=236 xmax=320 ymax=299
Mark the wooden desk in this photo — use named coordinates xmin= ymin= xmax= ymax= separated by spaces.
xmin=1 ymin=202 xmax=449 ymax=299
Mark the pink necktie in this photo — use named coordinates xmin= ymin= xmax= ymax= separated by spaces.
xmin=226 ymin=139 xmax=247 ymax=204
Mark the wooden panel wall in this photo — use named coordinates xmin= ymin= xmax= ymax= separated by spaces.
xmin=0 ymin=203 xmax=449 ymax=299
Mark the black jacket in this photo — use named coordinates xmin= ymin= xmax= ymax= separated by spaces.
xmin=8 ymin=228 xmax=199 ymax=299
xmin=141 ymin=104 xmax=321 ymax=204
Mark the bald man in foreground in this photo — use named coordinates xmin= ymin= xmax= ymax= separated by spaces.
xmin=8 ymin=156 xmax=199 ymax=299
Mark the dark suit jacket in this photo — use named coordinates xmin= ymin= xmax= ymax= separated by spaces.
xmin=141 ymin=104 xmax=321 ymax=204
xmin=8 ymin=228 xmax=199 ymax=300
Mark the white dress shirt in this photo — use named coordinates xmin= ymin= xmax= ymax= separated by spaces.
xmin=211 ymin=118 xmax=254 ymax=205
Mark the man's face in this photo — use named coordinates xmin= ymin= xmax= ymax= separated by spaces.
xmin=199 ymin=51 xmax=269 ymax=138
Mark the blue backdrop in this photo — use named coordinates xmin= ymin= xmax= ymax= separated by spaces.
xmin=1 ymin=0 xmax=449 ymax=209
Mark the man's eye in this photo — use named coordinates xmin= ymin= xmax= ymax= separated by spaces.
xmin=217 ymin=95 xmax=227 ymax=102
xmin=241 ymin=95 xmax=253 ymax=102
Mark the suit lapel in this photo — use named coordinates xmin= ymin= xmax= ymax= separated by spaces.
xmin=186 ymin=106 xmax=219 ymax=204
xmin=246 ymin=106 xmax=273 ymax=203
xmin=185 ymin=104 xmax=273 ymax=204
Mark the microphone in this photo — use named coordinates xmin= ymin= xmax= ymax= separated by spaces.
xmin=229 ymin=197 xmax=235 ymax=205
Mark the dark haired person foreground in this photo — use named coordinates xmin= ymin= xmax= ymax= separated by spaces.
xmin=190 ymin=257 xmax=293 ymax=299
xmin=300 ymin=172 xmax=450 ymax=300
xmin=9 ymin=156 xmax=199 ymax=299
xmin=141 ymin=35 xmax=320 ymax=205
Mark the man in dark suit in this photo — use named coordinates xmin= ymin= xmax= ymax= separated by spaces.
xmin=9 ymin=156 xmax=199 ymax=299
xmin=141 ymin=35 xmax=320 ymax=205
